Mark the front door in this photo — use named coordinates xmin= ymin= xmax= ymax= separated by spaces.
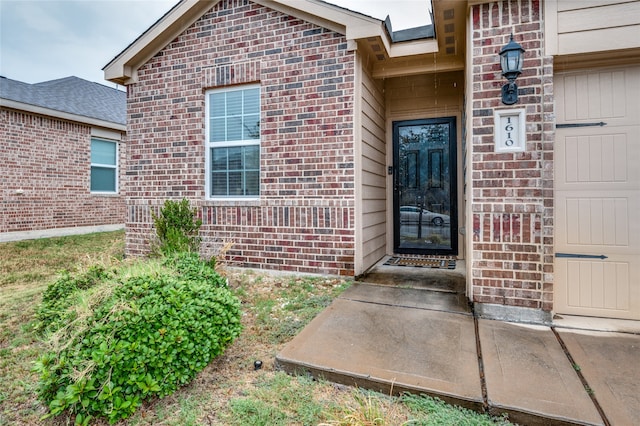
xmin=393 ymin=118 xmax=457 ymax=255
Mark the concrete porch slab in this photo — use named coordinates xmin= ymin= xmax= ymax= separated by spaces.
xmin=276 ymin=291 xmax=483 ymax=410
xmin=358 ymin=264 xmax=466 ymax=293
xmin=340 ymin=282 xmax=471 ymax=314
xmin=478 ymin=320 xmax=603 ymax=425
xmin=275 ymin=275 xmax=638 ymax=425
xmin=558 ymin=329 xmax=640 ymax=426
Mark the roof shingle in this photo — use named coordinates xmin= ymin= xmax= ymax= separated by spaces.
xmin=0 ymin=76 xmax=126 ymax=125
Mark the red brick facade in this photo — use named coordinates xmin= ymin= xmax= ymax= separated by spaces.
xmin=125 ymin=0 xmax=356 ymax=275
xmin=1 ymin=109 xmax=126 ymax=234
xmin=469 ymin=0 xmax=555 ymax=313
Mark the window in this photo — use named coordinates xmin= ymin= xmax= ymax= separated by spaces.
xmin=90 ymin=138 xmax=117 ymax=193
xmin=206 ymin=85 xmax=260 ymax=199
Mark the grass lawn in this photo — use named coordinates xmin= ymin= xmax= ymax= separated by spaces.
xmin=0 ymin=231 xmax=512 ymax=425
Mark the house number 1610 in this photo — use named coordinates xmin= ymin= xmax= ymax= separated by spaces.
xmin=504 ymin=117 xmax=514 ymax=146
xmin=494 ymin=109 xmax=525 ymax=152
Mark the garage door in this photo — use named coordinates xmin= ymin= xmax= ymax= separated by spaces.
xmin=555 ymin=65 xmax=640 ymax=320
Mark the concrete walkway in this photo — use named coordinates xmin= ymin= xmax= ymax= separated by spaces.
xmin=276 ymin=268 xmax=640 ymax=425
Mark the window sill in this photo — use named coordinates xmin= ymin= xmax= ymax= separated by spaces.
xmin=203 ymin=198 xmax=261 ymax=207
xmin=90 ymin=191 xmax=120 ymax=196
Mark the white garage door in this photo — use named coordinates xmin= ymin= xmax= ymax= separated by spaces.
xmin=555 ymin=65 xmax=640 ymax=320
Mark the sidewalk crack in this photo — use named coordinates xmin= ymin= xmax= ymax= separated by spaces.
xmin=551 ymin=327 xmax=611 ymax=426
xmin=472 ymin=311 xmax=489 ymax=412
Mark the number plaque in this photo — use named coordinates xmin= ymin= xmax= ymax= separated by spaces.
xmin=494 ymin=108 xmax=525 ymax=152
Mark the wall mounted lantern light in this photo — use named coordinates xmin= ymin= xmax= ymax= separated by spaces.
xmin=499 ymin=34 xmax=525 ymax=105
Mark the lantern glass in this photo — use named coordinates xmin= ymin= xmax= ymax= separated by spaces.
xmin=501 ymin=50 xmax=521 ymax=74
xmin=499 ymin=36 xmax=524 ymax=81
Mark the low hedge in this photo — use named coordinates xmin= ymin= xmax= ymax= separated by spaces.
xmin=34 ymin=253 xmax=242 ymax=424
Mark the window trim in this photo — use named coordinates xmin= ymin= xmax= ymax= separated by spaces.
xmin=90 ymin=138 xmax=119 ymax=194
xmin=205 ymin=84 xmax=261 ymax=201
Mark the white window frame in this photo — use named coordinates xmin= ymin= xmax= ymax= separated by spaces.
xmin=90 ymin=138 xmax=118 ymax=194
xmin=205 ymin=84 xmax=261 ymax=200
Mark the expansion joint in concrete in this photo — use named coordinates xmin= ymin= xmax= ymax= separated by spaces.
xmin=551 ymin=327 xmax=611 ymax=426
xmin=473 ymin=313 xmax=490 ymax=412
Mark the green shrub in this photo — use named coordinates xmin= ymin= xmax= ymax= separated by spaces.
xmin=152 ymin=199 xmax=202 ymax=255
xmin=34 ymin=265 xmax=112 ymax=335
xmin=163 ymin=251 xmax=224 ymax=286
xmin=34 ymin=256 xmax=242 ymax=424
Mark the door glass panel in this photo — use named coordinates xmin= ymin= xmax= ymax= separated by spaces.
xmin=395 ymin=120 xmax=455 ymax=253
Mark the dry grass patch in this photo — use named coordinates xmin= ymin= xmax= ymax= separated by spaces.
xmin=1 ymin=232 xmax=513 ymax=426
xmin=0 ymin=231 xmax=124 ymax=425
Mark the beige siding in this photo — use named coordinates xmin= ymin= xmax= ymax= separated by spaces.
xmin=386 ymin=72 xmax=463 ymax=119
xmin=360 ymin=66 xmax=387 ymax=273
xmin=386 ymin=72 xmax=465 ymax=257
xmin=546 ymin=0 xmax=640 ymax=55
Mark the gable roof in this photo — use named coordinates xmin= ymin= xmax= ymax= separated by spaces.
xmin=0 ymin=76 xmax=126 ymax=130
xmin=104 ymin=0 xmax=441 ymax=85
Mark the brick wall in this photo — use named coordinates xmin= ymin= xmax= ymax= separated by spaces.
xmin=125 ymin=0 xmax=356 ymax=275
xmin=0 ymin=108 xmax=126 ymax=233
xmin=469 ymin=0 xmax=555 ymax=312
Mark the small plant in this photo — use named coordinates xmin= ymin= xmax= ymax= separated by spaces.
xmin=163 ymin=251 xmax=224 ymax=286
xmin=334 ymin=390 xmax=388 ymax=425
xmin=228 ymin=398 xmax=287 ymax=425
xmin=400 ymin=393 xmax=512 ymax=425
xmin=225 ymin=373 xmax=327 ymax=425
xmin=151 ymin=198 xmax=202 ymax=255
xmin=249 ymin=277 xmax=349 ymax=344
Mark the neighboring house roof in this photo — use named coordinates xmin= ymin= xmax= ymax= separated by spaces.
xmin=104 ymin=0 xmax=450 ymax=85
xmin=0 ymin=76 xmax=126 ymax=130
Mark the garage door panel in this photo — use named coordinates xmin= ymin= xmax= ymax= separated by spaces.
xmin=557 ymin=128 xmax=637 ymax=189
xmin=556 ymin=257 xmax=637 ymax=319
xmin=555 ymin=65 xmax=639 ymax=320
xmin=557 ymin=193 xmax=637 ymax=251
xmin=557 ymin=68 xmax=639 ymax=125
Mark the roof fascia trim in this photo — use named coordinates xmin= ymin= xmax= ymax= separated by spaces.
xmin=388 ymin=38 xmax=439 ymax=57
xmin=266 ymin=0 xmax=382 ymax=32
xmin=267 ymin=0 xmax=394 ymax=42
xmin=261 ymin=0 xmax=435 ymax=56
xmin=255 ymin=0 xmax=345 ymax=34
xmin=0 ymin=98 xmax=127 ymax=132
xmin=104 ymin=0 xmax=216 ymax=85
xmin=104 ymin=0 xmax=439 ymax=85
xmin=105 ymin=0 xmax=362 ymax=85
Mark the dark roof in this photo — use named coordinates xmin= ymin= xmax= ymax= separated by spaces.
xmin=384 ymin=14 xmax=435 ymax=43
xmin=389 ymin=23 xmax=435 ymax=42
xmin=0 ymin=76 xmax=126 ymax=126
xmin=317 ymin=0 xmax=435 ymax=43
